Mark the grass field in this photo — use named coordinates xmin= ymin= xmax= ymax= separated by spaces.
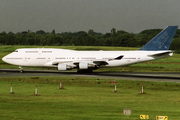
xmin=1 ymin=76 xmax=180 ymax=120
xmin=1 ymin=45 xmax=180 ymax=72
xmin=1 ymin=46 xmax=180 ymax=119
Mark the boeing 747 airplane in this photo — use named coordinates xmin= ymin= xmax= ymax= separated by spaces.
xmin=2 ymin=26 xmax=178 ymax=73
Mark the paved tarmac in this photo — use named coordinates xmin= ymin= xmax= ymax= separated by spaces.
xmin=0 ymin=69 xmax=180 ymax=83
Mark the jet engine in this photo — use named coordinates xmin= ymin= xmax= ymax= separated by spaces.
xmin=79 ymin=62 xmax=88 ymax=69
xmin=58 ymin=64 xmax=69 ymax=70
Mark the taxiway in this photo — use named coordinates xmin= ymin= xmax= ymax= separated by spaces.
xmin=1 ymin=69 xmax=180 ymax=83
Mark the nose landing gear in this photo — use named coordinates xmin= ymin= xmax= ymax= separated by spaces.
xmin=19 ymin=66 xmax=23 ymax=73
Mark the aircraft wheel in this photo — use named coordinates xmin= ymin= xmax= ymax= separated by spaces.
xmin=19 ymin=66 xmax=23 ymax=73
xmin=77 ymin=69 xmax=93 ymax=73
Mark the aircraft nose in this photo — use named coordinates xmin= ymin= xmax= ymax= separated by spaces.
xmin=2 ymin=55 xmax=8 ymax=63
xmin=2 ymin=56 xmax=6 ymax=62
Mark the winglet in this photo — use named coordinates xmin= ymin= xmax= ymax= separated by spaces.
xmin=139 ymin=26 xmax=178 ymax=51
xmin=115 ymin=55 xmax=124 ymax=60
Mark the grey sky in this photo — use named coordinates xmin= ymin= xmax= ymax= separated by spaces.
xmin=0 ymin=0 xmax=180 ymax=33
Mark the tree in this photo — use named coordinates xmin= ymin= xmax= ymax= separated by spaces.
xmin=88 ymin=29 xmax=94 ymax=35
xmin=36 ymin=30 xmax=46 ymax=34
xmin=111 ymin=28 xmax=116 ymax=37
xmin=169 ymin=38 xmax=180 ymax=53
xmin=51 ymin=29 xmax=56 ymax=34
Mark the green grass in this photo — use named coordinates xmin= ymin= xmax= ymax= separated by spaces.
xmin=1 ymin=76 xmax=180 ymax=119
xmin=1 ymin=45 xmax=180 ymax=72
xmin=1 ymin=45 xmax=180 ymax=119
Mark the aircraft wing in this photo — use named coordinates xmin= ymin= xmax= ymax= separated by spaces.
xmin=44 ymin=55 xmax=124 ymax=67
xmin=44 ymin=61 xmax=73 ymax=66
xmin=73 ymin=59 xmax=108 ymax=66
xmin=92 ymin=55 xmax=124 ymax=66
xmin=73 ymin=55 xmax=124 ymax=66
xmin=93 ymin=60 xmax=108 ymax=66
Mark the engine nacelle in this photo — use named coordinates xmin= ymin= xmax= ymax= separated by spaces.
xmin=58 ymin=64 xmax=67 ymax=70
xmin=79 ymin=62 xmax=88 ymax=69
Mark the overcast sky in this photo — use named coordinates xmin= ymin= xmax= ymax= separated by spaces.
xmin=0 ymin=0 xmax=180 ymax=33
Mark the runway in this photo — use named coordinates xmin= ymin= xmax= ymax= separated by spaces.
xmin=0 ymin=69 xmax=180 ymax=83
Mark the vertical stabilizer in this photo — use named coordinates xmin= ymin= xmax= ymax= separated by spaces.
xmin=139 ymin=26 xmax=178 ymax=51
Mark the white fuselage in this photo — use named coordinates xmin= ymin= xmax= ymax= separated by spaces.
xmin=2 ymin=48 xmax=173 ymax=70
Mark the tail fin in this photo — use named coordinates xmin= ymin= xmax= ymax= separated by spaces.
xmin=139 ymin=26 xmax=178 ymax=51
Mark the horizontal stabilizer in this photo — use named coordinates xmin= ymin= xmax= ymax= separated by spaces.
xmin=148 ymin=51 xmax=173 ymax=57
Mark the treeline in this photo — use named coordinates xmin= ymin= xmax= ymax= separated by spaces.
xmin=0 ymin=28 xmax=180 ymax=52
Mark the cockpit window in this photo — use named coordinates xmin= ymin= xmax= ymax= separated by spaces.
xmin=15 ymin=50 xmax=18 ymax=52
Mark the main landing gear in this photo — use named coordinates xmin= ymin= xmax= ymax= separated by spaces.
xmin=19 ymin=66 xmax=23 ymax=73
xmin=77 ymin=69 xmax=93 ymax=73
